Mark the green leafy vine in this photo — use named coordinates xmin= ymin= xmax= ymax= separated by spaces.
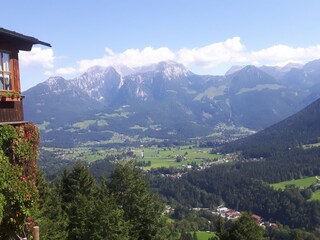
xmin=0 ymin=123 xmax=40 ymax=238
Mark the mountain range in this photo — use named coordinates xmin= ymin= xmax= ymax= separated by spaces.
xmin=23 ymin=59 xmax=320 ymax=147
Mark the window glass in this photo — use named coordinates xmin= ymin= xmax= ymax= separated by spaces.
xmin=4 ymin=74 xmax=11 ymax=90
xmin=3 ymin=53 xmax=10 ymax=71
xmin=0 ymin=51 xmax=12 ymax=91
xmin=0 ymin=76 xmax=3 ymax=89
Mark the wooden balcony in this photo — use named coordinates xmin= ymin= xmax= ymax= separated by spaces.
xmin=0 ymin=100 xmax=24 ymax=123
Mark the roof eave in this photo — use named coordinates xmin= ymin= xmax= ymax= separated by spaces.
xmin=0 ymin=27 xmax=51 ymax=50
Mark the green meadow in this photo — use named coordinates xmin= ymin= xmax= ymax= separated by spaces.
xmin=136 ymin=146 xmax=223 ymax=169
xmin=271 ymin=176 xmax=318 ymax=190
xmin=268 ymin=177 xmax=320 ymax=202
xmin=310 ymin=189 xmax=320 ymax=201
xmin=42 ymin=145 xmax=224 ymax=169
xmin=196 ymin=231 xmax=216 ymax=240
xmin=42 ymin=146 xmax=113 ymax=163
xmin=303 ymin=142 xmax=320 ymax=150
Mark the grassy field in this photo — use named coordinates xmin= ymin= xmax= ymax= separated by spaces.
xmin=271 ymin=177 xmax=320 ymax=202
xmin=196 ymin=231 xmax=216 ymax=240
xmin=136 ymin=146 xmax=223 ymax=169
xmin=271 ymin=176 xmax=318 ymax=190
xmin=303 ymin=142 xmax=320 ymax=149
xmin=42 ymin=146 xmax=115 ymax=163
xmin=310 ymin=189 xmax=320 ymax=201
xmin=43 ymin=145 xmax=224 ymax=169
xmin=194 ymin=86 xmax=226 ymax=101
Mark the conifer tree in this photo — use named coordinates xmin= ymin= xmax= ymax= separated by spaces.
xmin=57 ymin=163 xmax=98 ymax=239
xmin=58 ymin=163 xmax=96 ymax=205
xmin=109 ymin=161 xmax=167 ymax=240
xmin=56 ymin=163 xmax=129 ymax=240
xmin=88 ymin=182 xmax=129 ymax=240
xmin=37 ymin=189 xmax=69 ymax=240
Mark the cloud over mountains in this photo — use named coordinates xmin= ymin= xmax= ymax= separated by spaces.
xmin=20 ymin=37 xmax=320 ymax=77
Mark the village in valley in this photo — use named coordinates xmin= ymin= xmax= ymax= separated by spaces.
xmin=190 ymin=206 xmax=278 ymax=229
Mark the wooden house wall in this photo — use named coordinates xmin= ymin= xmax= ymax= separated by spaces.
xmin=0 ymin=44 xmax=23 ymax=123
xmin=0 ymin=101 xmax=24 ymax=122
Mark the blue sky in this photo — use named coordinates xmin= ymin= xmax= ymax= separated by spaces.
xmin=3 ymin=0 xmax=320 ymax=90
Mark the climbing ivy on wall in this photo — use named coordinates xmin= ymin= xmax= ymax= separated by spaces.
xmin=0 ymin=123 xmax=40 ymax=239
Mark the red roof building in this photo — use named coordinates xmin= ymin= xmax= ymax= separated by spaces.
xmin=252 ymin=214 xmax=262 ymax=221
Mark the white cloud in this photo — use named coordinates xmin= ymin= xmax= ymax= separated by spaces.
xmin=177 ymin=37 xmax=247 ymax=67
xmin=251 ymin=44 xmax=320 ymax=66
xmin=18 ymin=38 xmax=320 ymax=90
xmin=264 ymin=60 xmax=303 ymax=67
xmin=50 ymin=38 xmax=320 ymax=76
xmin=19 ymin=47 xmax=54 ymax=68
xmin=77 ymin=46 xmax=176 ymax=73
xmin=57 ymin=38 xmax=248 ymax=75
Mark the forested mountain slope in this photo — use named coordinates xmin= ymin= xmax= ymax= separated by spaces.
xmin=221 ymin=96 xmax=320 ymax=156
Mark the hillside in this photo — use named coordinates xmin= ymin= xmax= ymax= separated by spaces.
xmin=221 ymin=96 xmax=320 ymax=156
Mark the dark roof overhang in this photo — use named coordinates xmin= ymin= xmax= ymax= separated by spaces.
xmin=0 ymin=27 xmax=51 ymax=51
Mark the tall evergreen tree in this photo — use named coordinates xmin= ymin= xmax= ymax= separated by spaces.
xmin=88 ymin=182 xmax=129 ymax=240
xmin=57 ymin=164 xmax=97 ymax=240
xmin=109 ymin=161 xmax=167 ymax=240
xmin=58 ymin=163 xmax=96 ymax=205
xmin=56 ymin=163 xmax=129 ymax=240
xmin=38 ymin=189 xmax=69 ymax=240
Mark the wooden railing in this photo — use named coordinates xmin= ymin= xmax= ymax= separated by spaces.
xmin=0 ymin=100 xmax=24 ymax=122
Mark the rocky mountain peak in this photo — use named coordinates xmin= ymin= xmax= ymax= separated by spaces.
xmin=72 ymin=66 xmax=122 ymax=102
xmin=303 ymin=59 xmax=320 ymax=73
xmin=155 ymin=61 xmax=191 ymax=80
xmin=225 ymin=65 xmax=245 ymax=75
xmin=43 ymin=76 xmax=70 ymax=93
xmin=86 ymin=64 xmax=136 ymax=78
xmin=45 ymin=76 xmax=67 ymax=85
xmin=134 ymin=61 xmax=191 ymax=80
xmin=281 ymin=62 xmax=303 ymax=72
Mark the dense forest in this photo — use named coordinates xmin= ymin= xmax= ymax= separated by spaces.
xmin=37 ymin=161 xmax=173 ymax=240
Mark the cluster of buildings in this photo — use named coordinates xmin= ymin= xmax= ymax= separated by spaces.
xmin=215 ymin=206 xmax=278 ymax=228
xmin=216 ymin=207 xmax=241 ymax=220
xmin=193 ymin=206 xmax=278 ymax=229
